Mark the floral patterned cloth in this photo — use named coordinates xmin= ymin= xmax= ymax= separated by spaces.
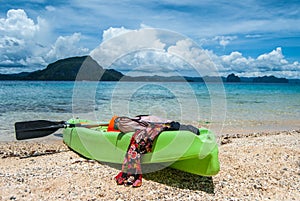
xmin=114 ymin=117 xmax=200 ymax=187
xmin=115 ymin=123 xmax=166 ymax=187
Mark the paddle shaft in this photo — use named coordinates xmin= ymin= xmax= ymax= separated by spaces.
xmin=15 ymin=120 xmax=109 ymax=140
xmin=69 ymin=123 xmax=109 ymax=128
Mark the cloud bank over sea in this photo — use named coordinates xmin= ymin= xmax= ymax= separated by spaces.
xmin=1 ymin=6 xmax=299 ymax=78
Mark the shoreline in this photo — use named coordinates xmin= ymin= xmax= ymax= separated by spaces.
xmin=1 ymin=129 xmax=299 ymax=200
xmin=2 ymin=120 xmax=299 ymax=142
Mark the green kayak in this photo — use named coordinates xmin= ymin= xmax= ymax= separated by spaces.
xmin=63 ymin=118 xmax=220 ymax=176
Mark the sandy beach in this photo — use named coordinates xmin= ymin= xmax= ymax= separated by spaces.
xmin=0 ymin=129 xmax=299 ymax=201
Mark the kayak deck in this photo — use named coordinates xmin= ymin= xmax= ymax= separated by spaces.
xmin=63 ymin=119 xmax=220 ymax=176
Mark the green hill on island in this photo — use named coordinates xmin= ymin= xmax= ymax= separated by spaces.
xmin=0 ymin=56 xmax=123 ymax=81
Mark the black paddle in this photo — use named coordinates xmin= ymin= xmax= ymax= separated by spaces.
xmin=15 ymin=120 xmax=108 ymax=140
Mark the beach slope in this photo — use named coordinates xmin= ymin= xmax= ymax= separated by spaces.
xmin=0 ymin=130 xmax=299 ymax=200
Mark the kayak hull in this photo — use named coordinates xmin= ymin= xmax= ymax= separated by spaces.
xmin=63 ymin=119 xmax=220 ymax=176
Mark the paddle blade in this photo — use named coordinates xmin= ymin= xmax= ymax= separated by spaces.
xmin=15 ymin=120 xmax=66 ymax=140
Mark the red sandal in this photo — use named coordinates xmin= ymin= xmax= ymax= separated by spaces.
xmin=115 ymin=172 xmax=127 ymax=185
xmin=124 ymin=174 xmax=142 ymax=187
xmin=132 ymin=174 xmax=142 ymax=188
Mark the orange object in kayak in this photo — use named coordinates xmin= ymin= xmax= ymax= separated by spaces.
xmin=107 ymin=116 xmax=120 ymax=132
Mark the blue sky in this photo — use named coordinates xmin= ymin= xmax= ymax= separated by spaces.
xmin=0 ymin=0 xmax=299 ymax=78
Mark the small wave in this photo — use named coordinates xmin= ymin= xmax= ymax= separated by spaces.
xmin=235 ymin=100 xmax=266 ymax=104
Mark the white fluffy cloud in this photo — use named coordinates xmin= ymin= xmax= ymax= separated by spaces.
xmin=102 ymin=27 xmax=132 ymax=42
xmin=46 ymin=33 xmax=89 ymax=61
xmin=213 ymin=36 xmax=237 ymax=48
xmin=92 ymin=27 xmax=214 ymax=76
xmin=220 ymin=47 xmax=300 ymax=78
xmin=167 ymin=39 xmax=219 ymax=76
xmin=0 ymin=9 xmax=89 ymax=73
xmin=91 ymin=27 xmax=166 ymax=69
xmin=92 ymin=27 xmax=300 ymax=78
xmin=0 ymin=9 xmax=38 ymax=38
xmin=0 ymin=9 xmax=44 ymax=71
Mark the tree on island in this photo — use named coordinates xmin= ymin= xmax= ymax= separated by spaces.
xmin=253 ymin=75 xmax=288 ymax=83
xmin=226 ymin=73 xmax=241 ymax=82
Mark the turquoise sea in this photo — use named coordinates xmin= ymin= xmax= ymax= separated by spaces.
xmin=0 ymin=81 xmax=299 ymax=141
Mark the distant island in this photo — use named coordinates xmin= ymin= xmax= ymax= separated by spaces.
xmin=0 ymin=56 xmax=298 ymax=83
xmin=0 ymin=56 xmax=123 ymax=81
xmin=226 ymin=73 xmax=290 ymax=83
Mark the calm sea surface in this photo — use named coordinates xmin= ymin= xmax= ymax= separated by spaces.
xmin=0 ymin=81 xmax=299 ymax=141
